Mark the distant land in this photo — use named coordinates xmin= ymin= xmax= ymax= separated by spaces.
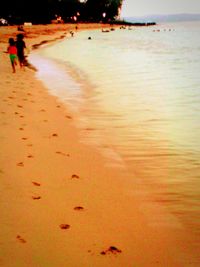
xmin=122 ymin=13 xmax=200 ymax=23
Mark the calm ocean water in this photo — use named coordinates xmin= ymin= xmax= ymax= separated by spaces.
xmin=29 ymin=21 xmax=200 ymax=233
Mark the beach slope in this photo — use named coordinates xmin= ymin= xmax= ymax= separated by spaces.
xmin=0 ymin=24 xmax=199 ymax=267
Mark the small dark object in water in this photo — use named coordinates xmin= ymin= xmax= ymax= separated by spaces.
xmin=102 ymin=29 xmax=110 ymax=33
xmin=70 ymin=31 xmax=74 ymax=37
xmin=88 ymin=37 xmax=92 ymax=40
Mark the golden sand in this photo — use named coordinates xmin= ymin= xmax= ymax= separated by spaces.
xmin=0 ymin=24 xmax=199 ymax=266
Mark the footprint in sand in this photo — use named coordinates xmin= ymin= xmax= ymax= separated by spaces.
xmin=74 ymin=206 xmax=84 ymax=211
xmin=100 ymin=246 xmax=122 ymax=255
xmin=27 ymin=155 xmax=34 ymax=158
xmin=65 ymin=115 xmax=72 ymax=119
xmin=32 ymin=196 xmax=41 ymax=200
xmin=19 ymin=128 xmax=24 ymax=131
xmin=17 ymin=162 xmax=24 ymax=167
xmin=16 ymin=235 xmax=26 ymax=243
xmin=27 ymin=144 xmax=33 ymax=147
xmin=59 ymin=224 xmax=70 ymax=230
xmin=14 ymin=112 xmax=19 ymax=115
xmin=56 ymin=151 xmax=70 ymax=157
xmin=17 ymin=105 xmax=23 ymax=108
xmin=71 ymin=174 xmax=80 ymax=179
xmin=52 ymin=133 xmax=58 ymax=137
xmin=40 ymin=109 xmax=46 ymax=112
xmin=32 ymin=181 xmax=41 ymax=186
xmin=85 ymin=128 xmax=95 ymax=131
xmin=22 ymin=137 xmax=28 ymax=140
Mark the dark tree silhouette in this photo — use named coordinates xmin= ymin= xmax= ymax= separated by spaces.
xmin=0 ymin=0 xmax=123 ymax=24
xmin=83 ymin=0 xmax=122 ymax=21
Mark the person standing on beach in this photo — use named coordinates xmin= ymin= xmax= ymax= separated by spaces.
xmin=7 ymin=38 xmax=18 ymax=73
xmin=16 ymin=34 xmax=26 ymax=68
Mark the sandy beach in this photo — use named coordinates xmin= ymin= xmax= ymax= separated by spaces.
xmin=0 ymin=24 xmax=200 ymax=267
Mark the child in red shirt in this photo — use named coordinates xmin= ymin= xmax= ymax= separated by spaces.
xmin=7 ymin=38 xmax=18 ymax=73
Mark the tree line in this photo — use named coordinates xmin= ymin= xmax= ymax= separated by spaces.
xmin=1 ymin=0 xmax=123 ymax=24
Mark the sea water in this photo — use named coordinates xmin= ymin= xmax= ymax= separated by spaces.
xmin=29 ymin=21 xmax=200 ymax=233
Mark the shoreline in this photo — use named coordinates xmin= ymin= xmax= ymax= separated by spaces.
xmin=0 ymin=24 xmax=200 ymax=266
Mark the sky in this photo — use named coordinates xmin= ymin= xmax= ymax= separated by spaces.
xmin=120 ymin=0 xmax=200 ymax=17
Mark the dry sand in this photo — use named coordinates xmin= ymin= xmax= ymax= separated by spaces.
xmin=0 ymin=24 xmax=200 ymax=267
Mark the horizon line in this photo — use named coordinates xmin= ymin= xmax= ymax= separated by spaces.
xmin=121 ymin=12 xmax=200 ymax=18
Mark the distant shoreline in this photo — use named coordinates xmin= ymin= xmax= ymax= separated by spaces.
xmin=112 ymin=20 xmax=156 ymax=26
xmin=123 ymin=13 xmax=200 ymax=23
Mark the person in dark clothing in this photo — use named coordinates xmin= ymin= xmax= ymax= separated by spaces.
xmin=16 ymin=34 xmax=26 ymax=68
xmin=17 ymin=25 xmax=25 ymax=32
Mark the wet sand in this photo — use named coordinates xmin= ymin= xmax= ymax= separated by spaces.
xmin=0 ymin=24 xmax=200 ymax=267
